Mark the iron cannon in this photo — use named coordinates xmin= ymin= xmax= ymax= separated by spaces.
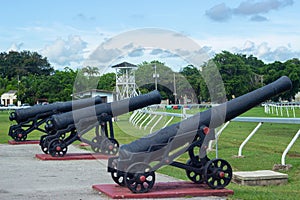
xmin=8 ymin=97 xmax=103 ymax=141
xmin=41 ymin=90 xmax=162 ymax=157
xmin=107 ymin=76 xmax=292 ymax=193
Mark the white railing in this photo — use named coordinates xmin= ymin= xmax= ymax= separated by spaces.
xmin=264 ymin=102 xmax=300 ymax=118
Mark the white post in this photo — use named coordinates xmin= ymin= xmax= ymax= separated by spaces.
xmin=208 ymin=121 xmax=230 ymax=152
xmin=238 ymin=122 xmax=263 ymax=157
xmin=150 ymin=115 xmax=164 ymax=133
xmin=129 ymin=110 xmax=139 ymax=122
xmin=139 ymin=114 xmax=151 ymax=129
xmin=144 ymin=115 xmax=157 ymax=130
xmin=292 ymin=106 xmax=296 ymax=118
xmin=162 ymin=116 xmax=174 ymax=128
xmin=134 ymin=113 xmax=147 ymax=127
xmin=132 ymin=111 xmax=143 ymax=125
xmin=281 ymin=129 xmax=300 ymax=165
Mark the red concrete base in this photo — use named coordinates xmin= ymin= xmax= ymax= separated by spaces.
xmin=35 ymin=153 xmax=111 ymax=160
xmin=8 ymin=140 xmax=40 ymax=145
xmin=92 ymin=181 xmax=234 ymax=199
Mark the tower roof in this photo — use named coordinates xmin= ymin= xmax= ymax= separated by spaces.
xmin=111 ymin=61 xmax=137 ymax=69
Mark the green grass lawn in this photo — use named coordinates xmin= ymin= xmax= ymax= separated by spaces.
xmin=1 ymin=106 xmax=299 ymax=199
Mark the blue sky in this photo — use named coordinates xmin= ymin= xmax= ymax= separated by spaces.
xmin=1 ymin=0 xmax=300 ymax=70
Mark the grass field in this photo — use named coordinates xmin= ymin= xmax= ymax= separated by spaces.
xmin=1 ymin=106 xmax=300 ymax=199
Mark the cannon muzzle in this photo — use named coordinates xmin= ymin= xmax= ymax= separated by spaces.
xmin=46 ymin=90 xmax=162 ymax=131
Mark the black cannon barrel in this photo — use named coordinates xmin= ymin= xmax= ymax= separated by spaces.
xmin=10 ymin=96 xmax=103 ymax=123
xmin=121 ymin=76 xmax=292 ymax=153
xmin=47 ymin=90 xmax=162 ymax=131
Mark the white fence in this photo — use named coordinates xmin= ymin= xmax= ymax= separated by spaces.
xmin=264 ymin=102 xmax=300 ymax=118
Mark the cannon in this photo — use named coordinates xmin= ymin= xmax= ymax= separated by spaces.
xmin=107 ymin=76 xmax=292 ymax=193
xmin=41 ymin=90 xmax=162 ymax=157
xmin=8 ymin=97 xmax=103 ymax=141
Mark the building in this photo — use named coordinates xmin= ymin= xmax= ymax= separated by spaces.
xmin=73 ymin=89 xmax=116 ymax=103
xmin=295 ymin=92 xmax=300 ymax=102
xmin=1 ymin=90 xmax=18 ymax=106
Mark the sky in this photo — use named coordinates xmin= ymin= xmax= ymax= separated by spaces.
xmin=1 ymin=0 xmax=300 ymax=72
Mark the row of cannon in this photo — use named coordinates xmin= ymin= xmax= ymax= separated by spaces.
xmin=8 ymin=76 xmax=292 ymax=193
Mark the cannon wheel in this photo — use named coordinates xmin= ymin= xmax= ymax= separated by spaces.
xmin=124 ymin=162 xmax=155 ymax=193
xmin=40 ymin=135 xmax=51 ymax=154
xmin=13 ymin=128 xmax=27 ymax=141
xmin=204 ymin=159 xmax=232 ymax=189
xmin=101 ymin=138 xmax=119 ymax=155
xmin=48 ymin=138 xmax=68 ymax=157
xmin=91 ymin=136 xmax=103 ymax=153
xmin=185 ymin=155 xmax=205 ymax=184
xmin=110 ymin=158 xmax=126 ymax=186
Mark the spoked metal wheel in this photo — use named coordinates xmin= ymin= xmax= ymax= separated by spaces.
xmin=110 ymin=159 xmax=126 ymax=186
xmin=204 ymin=159 xmax=232 ymax=189
xmin=124 ymin=162 xmax=155 ymax=193
xmin=48 ymin=138 xmax=68 ymax=157
xmin=101 ymin=138 xmax=119 ymax=155
xmin=91 ymin=136 xmax=103 ymax=153
xmin=13 ymin=128 xmax=27 ymax=141
xmin=40 ymin=135 xmax=51 ymax=154
xmin=185 ymin=155 xmax=205 ymax=184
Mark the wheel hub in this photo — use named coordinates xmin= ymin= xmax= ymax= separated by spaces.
xmin=56 ymin=146 xmax=61 ymax=151
xmin=219 ymin=171 xmax=225 ymax=178
xmin=139 ymin=175 xmax=146 ymax=182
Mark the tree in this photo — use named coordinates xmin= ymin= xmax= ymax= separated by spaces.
xmin=179 ymin=65 xmax=203 ymax=103
xmin=17 ymin=67 xmax=77 ymax=104
xmin=0 ymin=51 xmax=53 ymax=80
xmin=262 ymin=58 xmax=300 ymax=101
xmin=97 ymin=72 xmax=116 ymax=91
xmin=135 ymin=61 xmax=198 ymax=103
xmin=212 ymin=51 xmax=256 ymax=100
xmin=81 ymin=66 xmax=99 ymax=78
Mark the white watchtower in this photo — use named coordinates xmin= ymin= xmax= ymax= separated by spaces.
xmin=112 ymin=62 xmax=139 ymax=100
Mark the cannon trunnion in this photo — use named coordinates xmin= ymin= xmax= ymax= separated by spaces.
xmin=108 ymin=76 xmax=292 ymax=193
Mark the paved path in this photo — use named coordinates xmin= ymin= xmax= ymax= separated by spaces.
xmin=0 ymin=143 xmax=225 ymax=200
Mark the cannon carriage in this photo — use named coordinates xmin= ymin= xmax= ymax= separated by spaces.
xmin=41 ymin=90 xmax=162 ymax=157
xmin=8 ymin=97 xmax=103 ymax=141
xmin=107 ymin=76 xmax=292 ymax=193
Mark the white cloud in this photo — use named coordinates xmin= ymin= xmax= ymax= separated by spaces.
xmin=233 ymin=40 xmax=300 ymax=62
xmin=128 ymin=48 xmax=144 ymax=57
xmin=205 ymin=3 xmax=232 ymax=22
xmin=41 ymin=35 xmax=88 ymax=68
xmin=250 ymin=15 xmax=268 ymax=21
xmin=7 ymin=42 xmax=24 ymax=51
xmin=206 ymin=0 xmax=294 ymax=22
xmin=234 ymin=0 xmax=294 ymax=15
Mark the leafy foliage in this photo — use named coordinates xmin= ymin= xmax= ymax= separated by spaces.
xmin=0 ymin=51 xmax=54 ymax=80
xmin=0 ymin=50 xmax=299 ymax=104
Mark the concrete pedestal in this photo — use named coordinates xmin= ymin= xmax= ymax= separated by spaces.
xmin=35 ymin=153 xmax=111 ymax=160
xmin=8 ymin=140 xmax=40 ymax=145
xmin=93 ymin=181 xmax=234 ymax=199
xmin=233 ymin=170 xmax=288 ymax=186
